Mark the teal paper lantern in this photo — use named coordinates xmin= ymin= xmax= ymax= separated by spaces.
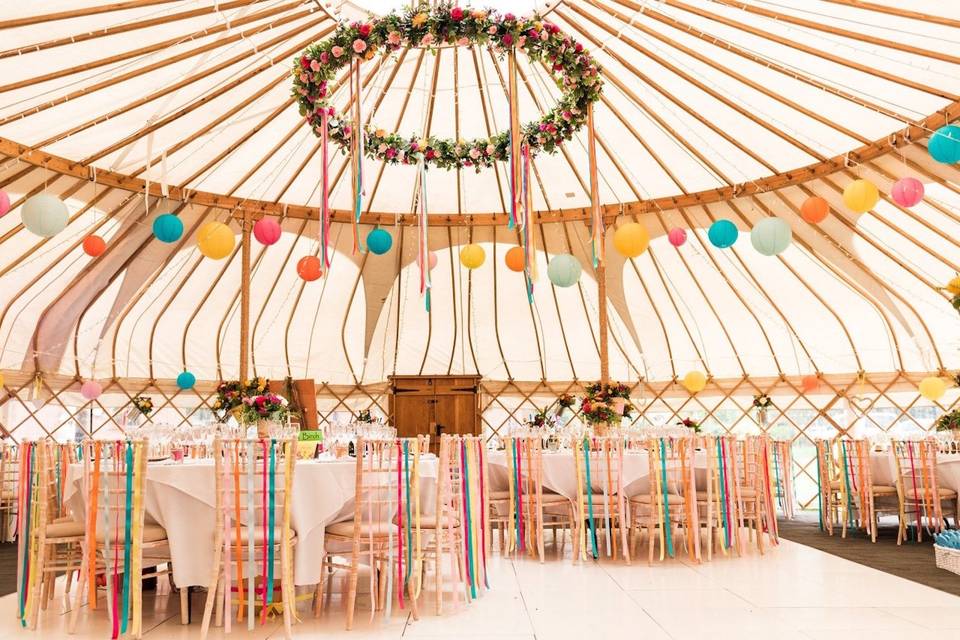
xmin=750 ymin=217 xmax=792 ymax=256
xmin=366 ymin=228 xmax=393 ymax=255
xmin=708 ymin=219 xmax=738 ymax=248
xmin=22 ymin=194 xmax=69 ymax=237
xmin=153 ymin=214 xmax=183 ymax=243
xmin=929 ymin=125 xmax=960 ymax=164
xmin=547 ymin=254 xmax=581 ymax=288
xmin=176 ymin=370 xmax=196 ymax=390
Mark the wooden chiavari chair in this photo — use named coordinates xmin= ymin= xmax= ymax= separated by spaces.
xmin=572 ymin=436 xmax=630 ymax=564
xmin=200 ymin=437 xmax=297 ymax=640
xmin=814 ymin=439 xmax=840 ymax=535
xmin=769 ymin=439 xmax=795 ymax=520
xmin=833 ymin=438 xmax=897 ymax=542
xmin=631 ymin=437 xmax=698 ymax=563
xmin=1 ymin=441 xmax=19 ymax=542
xmin=318 ymin=437 xmax=423 ymax=629
xmin=38 ymin=442 xmax=85 ymax=611
xmin=728 ymin=436 xmax=777 ymax=554
xmin=697 ymin=435 xmax=735 ymax=560
xmin=891 ymin=439 xmax=958 ymax=544
xmin=69 ymin=439 xmax=174 ymax=639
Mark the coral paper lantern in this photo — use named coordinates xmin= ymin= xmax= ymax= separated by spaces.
xmin=253 ymin=218 xmax=281 ymax=246
xmin=197 ymin=221 xmax=235 ymax=259
xmin=176 ymin=371 xmax=196 ymax=390
xmin=459 ymin=244 xmax=485 ymax=269
xmin=928 ymin=125 xmax=960 ymax=164
xmin=366 ymin=228 xmax=393 ymax=255
xmin=22 ymin=193 xmax=68 ymax=237
xmin=801 ymin=375 xmax=819 ymax=394
xmin=613 ymin=222 xmax=650 ymax=258
xmin=80 ymin=380 xmax=102 ymax=401
xmin=152 ymin=214 xmax=183 ymax=243
xmin=890 ymin=177 xmax=924 ymax=208
xmin=296 ymin=255 xmax=322 ymax=281
xmin=547 ymin=254 xmax=581 ymax=288
xmin=750 ymin=218 xmax=792 ymax=256
xmin=505 ymin=246 xmax=525 ymax=272
xmin=707 ymin=219 xmax=738 ymax=248
xmin=800 ymin=196 xmax=829 ymax=224
xmin=682 ymin=371 xmax=707 ymax=393
xmin=0 ymin=190 xmax=9 ymax=217
xmin=842 ymin=179 xmax=879 ymax=213
xmin=667 ymin=227 xmax=687 ymax=247
xmin=919 ymin=376 xmax=946 ymax=401
xmin=83 ymin=235 xmax=106 ymax=257
xmin=417 ymin=250 xmax=438 ymax=271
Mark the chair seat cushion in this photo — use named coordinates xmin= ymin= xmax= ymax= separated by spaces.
xmin=632 ymin=493 xmax=685 ymax=504
xmin=393 ymin=514 xmax=459 ymax=529
xmin=540 ymin=493 xmax=570 ymax=504
xmin=489 ymin=491 xmax=511 ymax=501
xmin=904 ymin=487 xmax=957 ymax=499
xmin=226 ymin=526 xmax=287 ymax=545
xmin=696 ymin=488 xmax=759 ymax=500
xmin=326 ymin=520 xmax=394 ymax=538
xmin=46 ymin=520 xmax=85 ymax=539
xmin=96 ymin=524 xmax=167 ymax=543
xmin=488 ymin=491 xmax=569 ymax=504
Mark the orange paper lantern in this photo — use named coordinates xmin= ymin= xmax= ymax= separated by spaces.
xmin=800 ymin=196 xmax=829 ymax=224
xmin=83 ymin=235 xmax=106 ymax=257
xmin=801 ymin=375 xmax=819 ymax=394
xmin=296 ymin=255 xmax=322 ymax=281
xmin=505 ymin=246 xmax=525 ymax=272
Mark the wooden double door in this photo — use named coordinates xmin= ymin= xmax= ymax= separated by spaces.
xmin=389 ymin=375 xmax=481 ymax=447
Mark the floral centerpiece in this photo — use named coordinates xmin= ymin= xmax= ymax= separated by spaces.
xmin=240 ymin=392 xmax=292 ymax=437
xmin=132 ymin=396 xmax=154 ymax=417
xmin=213 ymin=377 xmax=268 ymax=421
xmin=753 ymin=393 xmax=773 ymax=427
xmin=935 ymin=408 xmax=960 ymax=433
xmin=356 ymin=408 xmax=374 ymax=423
xmin=677 ymin=417 xmax=701 ymax=434
xmin=557 ymin=393 xmax=576 ymax=412
xmin=580 ymin=382 xmax=633 ymax=436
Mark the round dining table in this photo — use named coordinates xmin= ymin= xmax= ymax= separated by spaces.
xmin=64 ymin=455 xmax=438 ymax=587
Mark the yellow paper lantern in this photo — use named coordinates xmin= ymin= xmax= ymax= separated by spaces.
xmin=0 ymin=372 xmax=4 ymax=389
xmin=613 ymin=222 xmax=650 ymax=258
xmin=842 ymin=179 xmax=879 ymax=213
xmin=197 ymin=221 xmax=235 ymax=259
xmin=682 ymin=370 xmax=707 ymax=394
xmin=459 ymin=243 xmax=485 ymax=269
xmin=918 ymin=376 xmax=947 ymax=401
xmin=946 ymin=275 xmax=960 ymax=296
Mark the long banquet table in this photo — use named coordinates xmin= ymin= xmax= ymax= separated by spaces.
xmin=64 ymin=456 xmax=438 ymax=587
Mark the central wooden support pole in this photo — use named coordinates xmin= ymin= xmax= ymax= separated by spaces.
xmin=239 ymin=212 xmax=252 ymax=383
xmin=587 ymin=103 xmax=609 ymax=385
xmin=598 ymin=261 xmax=609 ymax=385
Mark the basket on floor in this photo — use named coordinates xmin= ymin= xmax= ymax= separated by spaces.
xmin=934 ymin=545 xmax=960 ymax=576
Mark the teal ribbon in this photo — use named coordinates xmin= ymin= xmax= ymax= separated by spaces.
xmin=462 ymin=440 xmax=477 ymax=598
xmin=772 ymin=444 xmax=783 ymax=511
xmin=265 ymin=441 xmax=276 ymax=604
xmin=403 ymin=440 xmax=412 ymax=586
xmin=120 ymin=442 xmax=134 ymax=634
xmin=583 ymin=438 xmax=598 ymax=559
xmin=716 ymin=439 xmax=730 ymax=549
xmin=18 ymin=444 xmax=34 ymax=627
xmin=659 ymin=439 xmax=675 ymax=557
xmin=840 ymin=441 xmax=854 ymax=529
xmin=512 ymin=441 xmax=521 ymax=548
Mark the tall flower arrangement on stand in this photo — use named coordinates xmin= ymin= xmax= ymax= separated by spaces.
xmin=240 ymin=393 xmax=292 ymax=438
xmin=212 ymin=378 xmax=268 ymax=421
xmin=580 ymin=382 xmax=633 ymax=436
xmin=753 ymin=393 xmax=773 ymax=429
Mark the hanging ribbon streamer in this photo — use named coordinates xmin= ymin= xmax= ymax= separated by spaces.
xmin=417 ymin=162 xmax=431 ymax=312
xmin=658 ymin=439 xmax=675 ymax=558
xmin=350 ymin=59 xmax=365 ymax=255
xmin=507 ymin=52 xmax=522 ymax=231
xmin=586 ymin=104 xmax=604 ymax=268
xmin=521 ymin=145 xmax=535 ymax=304
xmin=320 ymin=110 xmax=332 ymax=270
xmin=461 ymin=440 xmax=477 ymax=599
xmin=582 ymin=438 xmax=599 ymax=560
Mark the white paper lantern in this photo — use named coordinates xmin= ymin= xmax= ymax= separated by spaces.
xmin=22 ymin=194 xmax=68 ymax=237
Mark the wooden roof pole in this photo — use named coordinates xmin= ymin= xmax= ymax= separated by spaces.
xmin=588 ymin=105 xmax=609 ymax=385
xmin=240 ymin=212 xmax=252 ymax=383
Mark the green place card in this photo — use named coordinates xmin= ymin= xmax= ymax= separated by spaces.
xmin=298 ymin=431 xmax=323 ymax=441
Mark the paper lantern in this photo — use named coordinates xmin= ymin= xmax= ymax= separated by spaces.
xmin=891 ymin=177 xmax=924 ymax=208
xmin=83 ymin=235 xmax=106 ymax=257
xmin=750 ymin=217 xmax=792 ymax=256
xmin=505 ymin=246 xmax=525 ymax=272
xmin=682 ymin=371 xmax=707 ymax=393
xmin=417 ymin=250 xmax=438 ymax=271
xmin=296 ymin=255 xmax=322 ymax=281
xmin=547 ymin=254 xmax=581 ymax=288
xmin=253 ymin=218 xmax=281 ymax=246
xmin=946 ymin=275 xmax=960 ymax=296
xmin=667 ymin=227 xmax=687 ymax=247
xmin=152 ymin=214 xmax=183 ymax=243
xmin=22 ymin=193 xmax=68 ymax=237
xmin=0 ymin=372 xmax=4 ymax=388
xmin=197 ymin=221 xmax=235 ymax=259
xmin=842 ymin=179 xmax=879 ymax=213
xmin=801 ymin=375 xmax=819 ymax=394
xmin=929 ymin=125 xmax=960 ymax=164
xmin=460 ymin=244 xmax=485 ymax=269
xmin=80 ymin=380 xmax=102 ymax=401
xmin=176 ymin=371 xmax=196 ymax=390
xmin=366 ymin=228 xmax=393 ymax=255
xmin=919 ymin=376 xmax=946 ymax=401
xmin=800 ymin=196 xmax=829 ymax=224
xmin=0 ymin=190 xmax=9 ymax=217
xmin=707 ymin=219 xmax=738 ymax=248
xmin=613 ymin=223 xmax=650 ymax=258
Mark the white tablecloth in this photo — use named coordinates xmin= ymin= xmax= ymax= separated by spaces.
xmin=65 ymin=456 xmax=437 ymax=587
xmin=869 ymin=452 xmax=960 ymax=494
xmin=486 ymin=450 xmax=708 ymax=499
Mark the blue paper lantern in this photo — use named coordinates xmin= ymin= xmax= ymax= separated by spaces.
xmin=708 ymin=219 xmax=738 ymax=248
xmin=176 ymin=370 xmax=196 ymax=390
xmin=153 ymin=214 xmax=183 ymax=243
xmin=929 ymin=125 xmax=960 ymax=164
xmin=750 ymin=218 xmax=791 ymax=256
xmin=366 ymin=228 xmax=393 ymax=255
xmin=547 ymin=254 xmax=581 ymax=288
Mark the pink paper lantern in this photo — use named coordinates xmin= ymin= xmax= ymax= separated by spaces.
xmin=890 ymin=177 xmax=924 ymax=208
xmin=80 ymin=380 xmax=102 ymax=401
xmin=417 ymin=250 xmax=438 ymax=271
xmin=253 ymin=218 xmax=282 ymax=246
xmin=667 ymin=227 xmax=687 ymax=247
xmin=0 ymin=190 xmax=9 ymax=217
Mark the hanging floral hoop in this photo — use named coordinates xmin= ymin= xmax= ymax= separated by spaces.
xmin=293 ymin=4 xmax=603 ymax=172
